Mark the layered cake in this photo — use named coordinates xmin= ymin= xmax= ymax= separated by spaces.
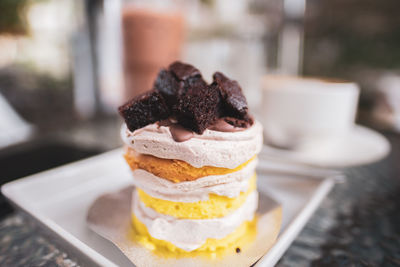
xmin=119 ymin=62 xmax=263 ymax=256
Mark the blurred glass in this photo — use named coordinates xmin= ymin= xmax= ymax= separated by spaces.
xmin=121 ymin=0 xmax=185 ymax=100
xmin=182 ymin=0 xmax=273 ymax=109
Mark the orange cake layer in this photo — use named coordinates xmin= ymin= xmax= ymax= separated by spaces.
xmin=124 ymin=147 xmax=256 ymax=183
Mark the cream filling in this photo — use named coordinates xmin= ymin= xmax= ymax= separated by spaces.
xmin=132 ymin=190 xmax=258 ymax=252
xmin=121 ymin=120 xmax=263 ymax=169
xmin=131 ymin=158 xmax=257 ymax=202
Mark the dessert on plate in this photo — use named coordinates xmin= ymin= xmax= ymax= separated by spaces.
xmin=118 ymin=61 xmax=263 ymax=256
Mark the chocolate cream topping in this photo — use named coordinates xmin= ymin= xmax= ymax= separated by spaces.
xmin=208 ymin=119 xmax=246 ymax=132
xmin=169 ymin=124 xmax=195 ymax=142
xmin=158 ymin=118 xmax=248 ymax=142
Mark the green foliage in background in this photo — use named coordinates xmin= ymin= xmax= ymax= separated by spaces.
xmin=0 ymin=0 xmax=28 ymax=35
xmin=303 ymin=0 xmax=400 ymax=76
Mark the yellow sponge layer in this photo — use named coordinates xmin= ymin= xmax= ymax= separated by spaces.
xmin=131 ymin=214 xmax=257 ymax=259
xmin=137 ymin=174 xmax=256 ymax=219
xmin=124 ymin=147 xmax=256 ymax=183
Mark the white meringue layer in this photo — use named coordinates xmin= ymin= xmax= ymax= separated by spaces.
xmin=121 ymin=120 xmax=263 ymax=169
xmin=133 ymin=190 xmax=258 ymax=251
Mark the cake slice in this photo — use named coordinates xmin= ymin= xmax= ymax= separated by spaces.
xmin=119 ymin=61 xmax=264 ymax=256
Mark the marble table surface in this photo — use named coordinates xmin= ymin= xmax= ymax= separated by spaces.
xmin=0 ymin=132 xmax=399 ymax=267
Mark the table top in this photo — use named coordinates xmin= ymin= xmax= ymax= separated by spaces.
xmin=0 ymin=132 xmax=399 ymax=267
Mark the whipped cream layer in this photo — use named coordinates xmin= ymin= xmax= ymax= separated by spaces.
xmin=133 ymin=190 xmax=258 ymax=251
xmin=131 ymin=158 xmax=257 ymax=202
xmin=121 ymin=120 xmax=263 ymax=168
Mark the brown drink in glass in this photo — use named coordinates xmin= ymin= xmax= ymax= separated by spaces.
xmin=122 ymin=6 xmax=184 ymax=100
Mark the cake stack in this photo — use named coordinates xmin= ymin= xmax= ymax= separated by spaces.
xmin=119 ymin=62 xmax=263 ymax=255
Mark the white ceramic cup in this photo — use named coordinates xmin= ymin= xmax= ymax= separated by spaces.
xmin=260 ymin=75 xmax=360 ymax=150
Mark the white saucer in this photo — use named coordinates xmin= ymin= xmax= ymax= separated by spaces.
xmin=262 ymin=125 xmax=391 ymax=168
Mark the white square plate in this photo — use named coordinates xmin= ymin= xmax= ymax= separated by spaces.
xmin=1 ymin=149 xmax=335 ymax=267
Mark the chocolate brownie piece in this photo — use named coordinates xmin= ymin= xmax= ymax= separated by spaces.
xmin=212 ymin=72 xmax=248 ymax=119
xmin=154 ymin=62 xmax=205 ymax=106
xmin=120 ymin=62 xmax=252 ymax=134
xmin=169 ymin=62 xmax=207 ymax=96
xmin=118 ymin=90 xmax=170 ymax=132
xmin=154 ymin=69 xmax=181 ymax=106
xmin=169 ymin=61 xmax=201 ymax=81
xmin=175 ymin=82 xmax=220 ymax=134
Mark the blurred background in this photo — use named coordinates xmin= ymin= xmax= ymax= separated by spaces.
xmin=0 ymin=2 xmax=400 ymax=266
xmin=0 ymin=0 xmax=400 ymax=214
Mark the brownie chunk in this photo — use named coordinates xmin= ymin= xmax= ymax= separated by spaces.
xmin=154 ymin=69 xmax=181 ymax=106
xmin=154 ymin=61 xmax=205 ymax=106
xmin=119 ymin=62 xmax=252 ymax=134
xmin=212 ymin=72 xmax=248 ymax=118
xmin=169 ymin=62 xmax=206 ymax=96
xmin=169 ymin=61 xmax=201 ymax=81
xmin=163 ymin=62 xmax=217 ymax=133
xmin=118 ymin=90 xmax=170 ymax=132
xmin=175 ymin=82 xmax=220 ymax=134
